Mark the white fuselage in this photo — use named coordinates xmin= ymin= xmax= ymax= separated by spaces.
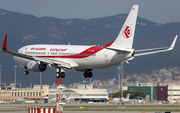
xmin=14 ymin=44 xmax=132 ymax=70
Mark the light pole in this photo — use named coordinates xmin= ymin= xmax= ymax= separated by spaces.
xmin=117 ymin=66 xmax=121 ymax=90
xmin=14 ymin=65 xmax=18 ymax=88
xmin=121 ymin=62 xmax=124 ymax=98
xmin=0 ymin=65 xmax=2 ymax=87
xmin=40 ymin=72 xmax=42 ymax=103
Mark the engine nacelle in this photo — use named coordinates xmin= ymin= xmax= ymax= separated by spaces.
xmin=27 ymin=61 xmax=47 ymax=72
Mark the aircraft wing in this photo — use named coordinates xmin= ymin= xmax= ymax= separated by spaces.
xmin=33 ymin=57 xmax=72 ymax=69
xmin=134 ymin=35 xmax=178 ymax=56
xmin=2 ymin=34 xmax=34 ymax=60
xmin=2 ymin=34 xmax=76 ymax=69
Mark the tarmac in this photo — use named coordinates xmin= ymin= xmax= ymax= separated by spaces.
xmin=0 ymin=103 xmax=179 ymax=113
xmin=0 ymin=111 xmax=162 ymax=113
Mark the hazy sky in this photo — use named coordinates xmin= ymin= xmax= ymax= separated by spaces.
xmin=0 ymin=0 xmax=179 ymax=23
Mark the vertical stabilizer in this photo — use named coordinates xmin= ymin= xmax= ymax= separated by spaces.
xmin=65 ymin=93 xmax=71 ymax=100
xmin=126 ymin=94 xmax=130 ymax=99
xmin=110 ymin=5 xmax=138 ymax=49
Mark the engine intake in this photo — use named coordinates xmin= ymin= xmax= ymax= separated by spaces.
xmin=27 ymin=60 xmax=47 ymax=72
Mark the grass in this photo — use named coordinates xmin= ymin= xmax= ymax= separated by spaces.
xmin=63 ymin=108 xmax=180 ymax=112
xmin=42 ymin=104 xmax=180 ymax=108
xmin=40 ymin=104 xmax=180 ymax=112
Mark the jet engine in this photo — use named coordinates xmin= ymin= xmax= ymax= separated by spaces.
xmin=27 ymin=60 xmax=47 ymax=72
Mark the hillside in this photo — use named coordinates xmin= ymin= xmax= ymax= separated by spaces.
xmin=0 ymin=9 xmax=180 ymax=87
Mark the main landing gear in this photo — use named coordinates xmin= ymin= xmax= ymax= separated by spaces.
xmin=24 ymin=66 xmax=29 ymax=75
xmin=56 ymin=67 xmax=65 ymax=78
xmin=83 ymin=70 xmax=93 ymax=78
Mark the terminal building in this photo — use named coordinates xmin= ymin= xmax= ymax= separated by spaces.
xmin=0 ymin=85 xmax=42 ymax=102
xmin=128 ymin=86 xmax=167 ymax=101
xmin=0 ymin=82 xmax=180 ymax=103
xmin=0 ymin=84 xmax=108 ymax=103
xmin=48 ymin=84 xmax=108 ymax=103
xmin=127 ymin=82 xmax=180 ymax=103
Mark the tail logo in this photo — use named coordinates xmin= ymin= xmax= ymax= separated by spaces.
xmin=123 ymin=26 xmax=132 ymax=38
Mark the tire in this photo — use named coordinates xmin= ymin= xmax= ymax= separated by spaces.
xmin=56 ymin=72 xmax=60 ymax=78
xmin=61 ymin=72 xmax=65 ymax=78
xmin=84 ymin=72 xmax=88 ymax=78
xmin=88 ymin=72 xmax=93 ymax=78
xmin=24 ymin=71 xmax=29 ymax=75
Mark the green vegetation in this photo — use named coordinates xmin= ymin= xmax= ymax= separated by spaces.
xmin=63 ymin=109 xmax=180 ymax=112
xmin=112 ymin=90 xmax=146 ymax=99
xmin=42 ymin=104 xmax=180 ymax=108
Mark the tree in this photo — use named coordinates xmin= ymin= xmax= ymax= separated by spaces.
xmin=112 ymin=90 xmax=146 ymax=99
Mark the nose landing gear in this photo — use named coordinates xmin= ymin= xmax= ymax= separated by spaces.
xmin=24 ymin=70 xmax=29 ymax=75
xmin=24 ymin=66 xmax=29 ymax=75
xmin=84 ymin=70 xmax=93 ymax=78
xmin=56 ymin=67 xmax=65 ymax=78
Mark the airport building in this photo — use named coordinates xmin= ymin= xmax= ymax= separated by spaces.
xmin=48 ymin=84 xmax=108 ymax=103
xmin=167 ymin=83 xmax=180 ymax=103
xmin=128 ymin=82 xmax=180 ymax=103
xmin=128 ymin=86 xmax=167 ymax=101
xmin=0 ymin=84 xmax=108 ymax=103
xmin=0 ymin=85 xmax=41 ymax=102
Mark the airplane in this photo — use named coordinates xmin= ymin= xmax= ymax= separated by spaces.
xmin=2 ymin=5 xmax=178 ymax=78
xmin=112 ymin=94 xmax=130 ymax=105
xmin=50 ymin=93 xmax=72 ymax=103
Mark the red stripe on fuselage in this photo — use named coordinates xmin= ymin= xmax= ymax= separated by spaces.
xmin=36 ymin=42 xmax=114 ymax=59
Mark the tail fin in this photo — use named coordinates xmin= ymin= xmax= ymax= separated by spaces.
xmin=110 ymin=5 xmax=139 ymax=49
xmin=126 ymin=94 xmax=130 ymax=99
xmin=65 ymin=93 xmax=71 ymax=100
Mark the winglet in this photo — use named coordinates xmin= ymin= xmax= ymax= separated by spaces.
xmin=2 ymin=34 xmax=7 ymax=50
xmin=168 ymin=35 xmax=178 ymax=51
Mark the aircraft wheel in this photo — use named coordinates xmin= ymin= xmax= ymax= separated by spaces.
xmin=88 ymin=72 xmax=93 ymax=78
xmin=56 ymin=72 xmax=60 ymax=78
xmin=84 ymin=72 xmax=88 ymax=78
xmin=24 ymin=71 xmax=29 ymax=75
xmin=60 ymin=72 xmax=65 ymax=78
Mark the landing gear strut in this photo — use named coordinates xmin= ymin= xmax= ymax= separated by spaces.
xmin=24 ymin=66 xmax=29 ymax=75
xmin=56 ymin=67 xmax=65 ymax=78
xmin=84 ymin=70 xmax=93 ymax=78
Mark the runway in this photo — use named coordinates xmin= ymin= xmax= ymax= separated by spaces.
xmin=0 ymin=103 xmax=179 ymax=113
xmin=0 ymin=111 xmax=157 ymax=113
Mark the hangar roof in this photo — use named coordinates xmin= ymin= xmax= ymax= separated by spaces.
xmin=64 ymin=89 xmax=107 ymax=95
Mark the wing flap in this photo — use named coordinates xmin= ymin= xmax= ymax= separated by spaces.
xmin=33 ymin=57 xmax=71 ymax=69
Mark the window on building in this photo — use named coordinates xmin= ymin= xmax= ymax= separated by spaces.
xmin=7 ymin=87 xmax=12 ymax=90
xmin=1 ymin=87 xmax=5 ymax=90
